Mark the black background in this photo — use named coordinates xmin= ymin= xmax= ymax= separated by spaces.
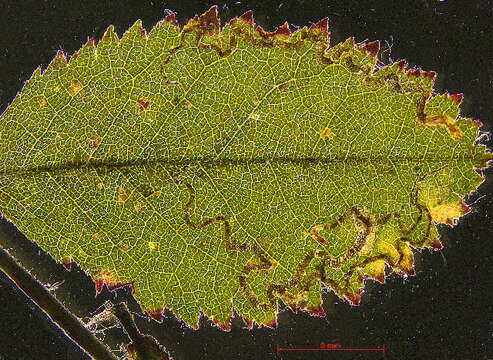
xmin=0 ymin=1 xmax=492 ymax=359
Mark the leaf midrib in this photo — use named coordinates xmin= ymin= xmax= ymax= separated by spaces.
xmin=0 ymin=155 xmax=477 ymax=178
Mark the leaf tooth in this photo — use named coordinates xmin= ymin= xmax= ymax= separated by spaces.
xmin=183 ymin=5 xmax=220 ymax=35
xmin=146 ymin=309 xmax=164 ymax=323
xmin=396 ymin=59 xmax=407 ymax=72
xmin=396 ymin=242 xmax=415 ymax=276
xmin=163 ymin=12 xmax=179 ymax=27
xmin=120 ymin=20 xmax=147 ymax=45
xmin=199 ymin=5 xmax=220 ymax=31
xmin=241 ymin=316 xmax=254 ymax=329
xmin=346 ymin=289 xmax=363 ymax=306
xmin=147 ymin=18 xmax=181 ymax=49
xmin=467 ymin=117 xmax=483 ymax=128
xmin=100 ymin=24 xmax=119 ymax=46
xmin=309 ymin=17 xmax=330 ymax=37
xmin=137 ymin=22 xmax=148 ymax=38
xmin=307 ymin=304 xmax=326 ymax=317
xmin=255 ymin=25 xmax=267 ymax=38
xmin=45 ymin=50 xmax=68 ymax=73
xmin=361 ymin=40 xmax=380 ymax=57
xmin=260 ymin=317 xmax=277 ymax=329
xmin=94 ymin=278 xmax=104 ymax=294
xmin=255 ymin=22 xmax=291 ymax=39
xmin=430 ymin=240 xmax=444 ymax=251
xmin=22 ymin=66 xmax=41 ymax=87
xmin=421 ymin=70 xmax=437 ymax=80
xmin=275 ymin=22 xmax=291 ymax=37
xmin=447 ymin=92 xmax=464 ymax=104
xmin=406 ymin=68 xmax=421 ymax=77
xmin=95 ymin=24 xmax=119 ymax=62
xmin=428 ymin=200 xmax=470 ymax=225
xmin=238 ymin=10 xmax=254 ymax=26
xmin=405 ymin=67 xmax=437 ymax=81
xmin=92 ymin=269 xmax=135 ymax=294
xmin=61 ymin=257 xmax=74 ymax=271
xmin=68 ymin=37 xmax=95 ymax=65
xmin=211 ymin=316 xmax=233 ymax=331
xmin=82 ymin=37 xmax=96 ymax=50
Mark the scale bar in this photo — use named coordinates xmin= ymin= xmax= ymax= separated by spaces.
xmin=277 ymin=344 xmax=385 ymax=355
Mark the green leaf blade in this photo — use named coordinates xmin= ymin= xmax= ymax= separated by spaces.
xmin=0 ymin=7 xmax=489 ymax=329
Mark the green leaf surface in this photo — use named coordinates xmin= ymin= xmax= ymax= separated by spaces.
xmin=0 ymin=7 xmax=490 ymax=329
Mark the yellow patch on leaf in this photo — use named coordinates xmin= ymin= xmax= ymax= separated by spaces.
xmin=377 ymin=241 xmax=400 ymax=264
xmin=319 ymin=126 xmax=333 ymax=140
xmin=363 ymin=259 xmax=386 ymax=283
xmin=396 ymin=242 xmax=414 ymax=275
xmin=424 ymin=114 xmax=462 ymax=140
xmin=429 ymin=202 xmax=469 ymax=225
xmin=118 ymin=187 xmax=128 ymax=203
xmin=117 ymin=240 xmax=129 ymax=253
xmin=68 ymin=80 xmax=83 ymax=96
xmin=359 ymin=230 xmax=376 ymax=255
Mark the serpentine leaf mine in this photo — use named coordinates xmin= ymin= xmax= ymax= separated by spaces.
xmin=0 ymin=7 xmax=491 ymax=329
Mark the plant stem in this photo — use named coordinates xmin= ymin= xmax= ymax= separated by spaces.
xmin=111 ymin=301 xmax=169 ymax=360
xmin=0 ymin=244 xmax=118 ymax=360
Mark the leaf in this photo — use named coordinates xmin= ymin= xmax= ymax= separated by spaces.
xmin=0 ymin=6 xmax=491 ymax=329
